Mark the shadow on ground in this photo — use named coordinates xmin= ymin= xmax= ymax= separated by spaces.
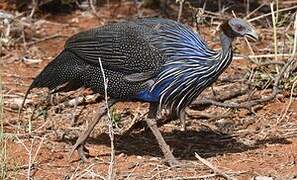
xmin=59 ymin=127 xmax=291 ymax=161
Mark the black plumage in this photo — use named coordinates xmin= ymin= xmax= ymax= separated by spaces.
xmin=22 ymin=18 xmax=258 ymax=165
xmin=30 ymin=20 xmax=166 ymax=98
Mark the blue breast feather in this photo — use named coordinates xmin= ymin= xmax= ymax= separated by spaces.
xmin=135 ymin=20 xmax=217 ymax=102
xmin=135 ymin=78 xmax=173 ymax=102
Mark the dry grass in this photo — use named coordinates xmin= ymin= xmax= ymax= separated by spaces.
xmin=0 ymin=33 xmax=7 ymax=180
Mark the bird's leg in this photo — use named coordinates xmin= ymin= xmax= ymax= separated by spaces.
xmin=69 ymin=99 xmax=117 ymax=161
xmin=71 ymin=96 xmax=79 ymax=126
xmin=144 ymin=103 xmax=179 ymax=166
xmin=180 ymin=109 xmax=186 ymax=131
xmin=211 ymin=85 xmax=217 ymax=97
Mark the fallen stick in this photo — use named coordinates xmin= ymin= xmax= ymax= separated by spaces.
xmin=195 ymin=152 xmax=236 ymax=180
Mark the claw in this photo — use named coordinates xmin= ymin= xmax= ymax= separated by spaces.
xmin=168 ymin=158 xmax=180 ymax=167
xmin=77 ymin=145 xmax=88 ymax=162
xmin=69 ymin=142 xmax=89 ymax=162
xmin=69 ymin=143 xmax=80 ymax=160
xmin=69 ymin=135 xmax=88 ymax=161
xmin=68 ymin=101 xmax=115 ymax=161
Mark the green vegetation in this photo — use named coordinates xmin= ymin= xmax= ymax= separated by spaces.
xmin=110 ymin=107 xmax=121 ymax=125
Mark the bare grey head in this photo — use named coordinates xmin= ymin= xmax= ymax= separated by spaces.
xmin=221 ymin=18 xmax=258 ymax=41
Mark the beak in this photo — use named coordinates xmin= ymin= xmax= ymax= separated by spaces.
xmin=245 ymin=29 xmax=259 ymax=41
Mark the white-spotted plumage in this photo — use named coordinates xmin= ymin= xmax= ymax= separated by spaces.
xmin=25 ymin=18 xmax=257 ymax=119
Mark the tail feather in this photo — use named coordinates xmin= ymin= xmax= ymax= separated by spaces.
xmin=19 ymin=50 xmax=87 ymax=116
xmin=31 ymin=50 xmax=87 ymax=90
xmin=52 ymin=78 xmax=84 ymax=93
xmin=18 ymin=83 xmax=35 ymax=120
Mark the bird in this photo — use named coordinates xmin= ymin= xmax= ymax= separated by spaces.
xmin=21 ymin=17 xmax=258 ymax=166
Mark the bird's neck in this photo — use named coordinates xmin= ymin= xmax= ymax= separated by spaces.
xmin=209 ymin=31 xmax=234 ymax=76
xmin=220 ymin=31 xmax=234 ymax=55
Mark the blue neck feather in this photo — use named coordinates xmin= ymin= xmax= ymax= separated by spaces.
xmin=135 ymin=23 xmax=234 ymax=116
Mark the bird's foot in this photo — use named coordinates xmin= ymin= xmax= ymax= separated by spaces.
xmin=68 ymin=101 xmax=114 ymax=161
xmin=77 ymin=144 xmax=89 ymax=162
xmin=167 ymin=157 xmax=180 ymax=167
xmin=69 ymin=135 xmax=90 ymax=161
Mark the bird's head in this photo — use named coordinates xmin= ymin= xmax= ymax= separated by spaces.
xmin=220 ymin=18 xmax=258 ymax=41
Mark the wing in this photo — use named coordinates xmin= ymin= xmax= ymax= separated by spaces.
xmin=65 ymin=21 xmax=166 ymax=75
xmin=133 ymin=18 xmax=217 ymax=63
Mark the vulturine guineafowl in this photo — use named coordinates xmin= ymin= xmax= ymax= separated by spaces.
xmin=22 ymin=18 xmax=258 ymax=166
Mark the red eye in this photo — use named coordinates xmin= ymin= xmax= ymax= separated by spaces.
xmin=236 ymin=25 xmax=244 ymax=31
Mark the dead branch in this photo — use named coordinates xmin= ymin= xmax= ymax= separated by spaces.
xmin=195 ymin=152 xmax=236 ymax=180
xmin=191 ymin=85 xmax=249 ymax=108
xmin=187 ymin=110 xmax=232 ymax=120
xmin=98 ymin=57 xmax=115 ymax=180
xmin=248 ymin=5 xmax=297 ymax=22
xmin=89 ymin=0 xmax=101 ymax=19
xmin=177 ymin=0 xmax=184 ymax=22
xmin=29 ymin=0 xmax=38 ymax=18
xmin=7 ymin=164 xmax=34 ymax=172
xmin=190 ymin=55 xmax=296 ymax=112
xmin=27 ymin=34 xmax=67 ymax=46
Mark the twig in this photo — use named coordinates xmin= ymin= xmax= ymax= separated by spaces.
xmin=293 ymin=12 xmax=297 ymax=56
xmin=149 ymin=164 xmax=181 ymax=180
xmin=69 ymin=163 xmax=82 ymax=180
xmin=14 ymin=135 xmax=33 ymax=180
xmin=277 ymin=12 xmax=297 ymax=124
xmin=233 ymin=53 xmax=295 ymax=60
xmin=271 ymin=3 xmax=278 ymax=63
xmin=194 ymin=152 xmax=235 ymax=180
xmin=76 ymin=163 xmax=105 ymax=180
xmin=27 ymin=139 xmax=33 ymax=179
xmin=21 ymin=22 xmax=28 ymax=53
xmin=125 ymin=162 xmax=139 ymax=180
xmin=4 ymin=131 xmax=50 ymax=140
xmin=246 ymin=0 xmax=250 ymax=15
xmin=192 ymin=51 xmax=296 ymax=112
xmin=254 ymin=61 xmax=285 ymax=67
xmin=0 ymin=50 xmax=5 ymax=179
xmin=244 ymin=37 xmax=257 ymax=63
xmin=277 ymin=77 xmax=297 ymax=124
xmin=248 ymin=5 xmax=297 ymax=22
xmin=31 ymin=136 xmax=44 ymax=165
xmin=245 ymin=3 xmax=266 ymax=20
xmin=177 ymin=0 xmax=184 ymax=22
xmin=276 ymin=0 xmax=279 ymax=23
xmin=191 ymin=85 xmax=249 ymax=107
xmin=27 ymin=34 xmax=66 ymax=46
xmin=29 ymin=0 xmax=37 ymax=18
xmin=187 ymin=110 xmax=231 ymax=120
xmin=98 ymin=57 xmax=115 ymax=180
xmin=7 ymin=165 xmax=32 ymax=171
xmin=89 ymin=0 xmax=100 ymax=19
